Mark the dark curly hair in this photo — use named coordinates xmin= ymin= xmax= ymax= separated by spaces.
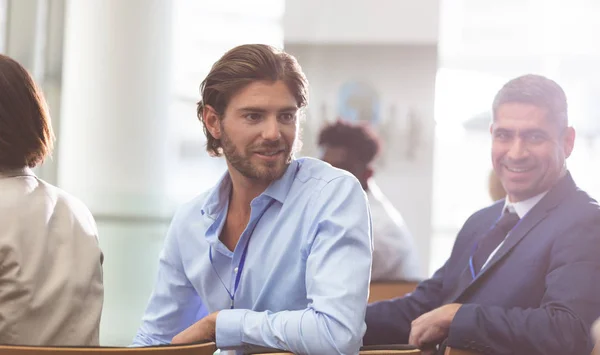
xmin=318 ymin=119 xmax=381 ymax=165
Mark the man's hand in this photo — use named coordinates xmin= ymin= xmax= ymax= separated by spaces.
xmin=408 ymin=304 xmax=462 ymax=349
xmin=171 ymin=311 xmax=219 ymax=344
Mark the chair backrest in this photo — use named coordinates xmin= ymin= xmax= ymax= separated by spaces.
xmin=248 ymin=351 xmax=421 ymax=354
xmin=443 ymin=346 xmax=482 ymax=355
xmin=360 ymin=344 xmax=421 ymax=354
xmin=247 ymin=345 xmax=421 ymax=354
xmin=0 ymin=343 xmax=217 ymax=355
xmin=359 ymin=349 xmax=421 ymax=354
xmin=243 ymin=346 xmax=291 ymax=354
xmin=447 ymin=344 xmax=598 ymax=355
xmin=368 ymin=281 xmax=420 ymax=303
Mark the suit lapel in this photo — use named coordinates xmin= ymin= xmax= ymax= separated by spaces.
xmin=445 ymin=207 xmax=502 ymax=303
xmin=450 ymin=172 xmax=577 ymax=302
xmin=473 ymin=207 xmax=548 ymax=281
xmin=446 ymin=260 xmax=477 ymax=303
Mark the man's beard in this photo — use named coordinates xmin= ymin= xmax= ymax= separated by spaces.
xmin=220 ymin=128 xmax=300 ymax=183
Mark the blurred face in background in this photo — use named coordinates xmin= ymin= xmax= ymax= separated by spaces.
xmin=321 ymin=145 xmax=370 ymax=190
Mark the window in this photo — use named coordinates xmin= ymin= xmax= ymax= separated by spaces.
xmin=430 ymin=68 xmax=507 ymax=272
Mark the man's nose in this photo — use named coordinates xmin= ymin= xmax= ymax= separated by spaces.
xmin=506 ymin=138 xmax=529 ymax=161
xmin=262 ymin=117 xmax=282 ymax=141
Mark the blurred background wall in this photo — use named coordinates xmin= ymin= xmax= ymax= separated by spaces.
xmin=2 ymin=0 xmax=600 ymax=345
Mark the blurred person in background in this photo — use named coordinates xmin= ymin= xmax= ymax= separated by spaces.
xmin=488 ymin=169 xmax=506 ymax=201
xmin=133 ymin=44 xmax=372 ymax=355
xmin=318 ymin=119 xmax=421 ymax=281
xmin=0 ymin=54 xmax=104 ymax=345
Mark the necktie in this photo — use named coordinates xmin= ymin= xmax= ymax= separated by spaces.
xmin=471 ymin=210 xmax=520 ymax=274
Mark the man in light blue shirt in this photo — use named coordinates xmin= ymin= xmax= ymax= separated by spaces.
xmin=132 ymin=44 xmax=372 ymax=355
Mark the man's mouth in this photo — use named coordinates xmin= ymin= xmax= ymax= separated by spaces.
xmin=504 ymin=165 xmax=534 ymax=173
xmin=255 ymin=150 xmax=284 ymax=156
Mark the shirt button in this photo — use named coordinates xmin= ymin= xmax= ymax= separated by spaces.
xmin=234 ymin=267 xmax=239 ymax=273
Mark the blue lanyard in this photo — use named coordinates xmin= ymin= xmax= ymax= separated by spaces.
xmin=209 ymin=199 xmax=275 ymax=309
xmin=468 ymin=212 xmax=522 ymax=279
xmin=468 ymin=247 xmax=478 ymax=280
xmin=209 ymin=242 xmax=249 ymax=309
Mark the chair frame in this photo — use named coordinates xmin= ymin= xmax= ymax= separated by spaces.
xmin=0 ymin=342 xmax=217 ymax=355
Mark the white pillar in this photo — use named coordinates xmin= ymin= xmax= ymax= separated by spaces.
xmin=59 ymin=0 xmax=172 ymax=345
xmin=59 ymin=0 xmax=172 ymax=217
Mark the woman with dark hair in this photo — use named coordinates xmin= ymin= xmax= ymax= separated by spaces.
xmin=0 ymin=54 xmax=103 ymax=345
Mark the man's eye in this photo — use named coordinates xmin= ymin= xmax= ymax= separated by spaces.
xmin=527 ymin=134 xmax=545 ymax=143
xmin=494 ymin=132 xmax=510 ymax=140
xmin=245 ymin=113 xmax=261 ymax=121
xmin=279 ymin=113 xmax=296 ymax=122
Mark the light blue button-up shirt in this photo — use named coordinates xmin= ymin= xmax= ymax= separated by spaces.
xmin=132 ymin=157 xmax=372 ymax=354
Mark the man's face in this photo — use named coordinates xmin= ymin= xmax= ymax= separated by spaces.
xmin=218 ymin=80 xmax=300 ymax=184
xmin=490 ymin=102 xmax=575 ymax=202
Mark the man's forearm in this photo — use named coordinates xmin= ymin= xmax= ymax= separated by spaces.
xmin=216 ymin=308 xmax=364 ymax=355
xmin=448 ymin=304 xmax=593 ymax=354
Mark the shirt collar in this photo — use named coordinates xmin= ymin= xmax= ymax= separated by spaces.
xmin=201 ymin=159 xmax=299 ymax=217
xmin=261 ymin=159 xmax=299 ymax=204
xmin=201 ymin=171 xmax=232 ymax=218
xmin=503 ymin=190 xmax=548 ymax=218
xmin=0 ymin=167 xmax=35 ymax=179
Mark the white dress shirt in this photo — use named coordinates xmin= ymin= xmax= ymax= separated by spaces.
xmin=368 ymin=180 xmax=421 ymax=281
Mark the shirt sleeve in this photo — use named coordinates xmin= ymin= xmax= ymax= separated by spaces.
xmin=215 ymin=175 xmax=372 ymax=355
xmin=131 ymin=211 xmax=207 ymax=346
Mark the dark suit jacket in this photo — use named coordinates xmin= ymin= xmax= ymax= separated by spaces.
xmin=364 ymin=173 xmax=600 ymax=354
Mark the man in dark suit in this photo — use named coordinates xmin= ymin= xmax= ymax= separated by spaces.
xmin=364 ymin=74 xmax=600 ymax=355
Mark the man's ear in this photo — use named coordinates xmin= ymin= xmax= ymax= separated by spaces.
xmin=563 ymin=126 xmax=576 ymax=158
xmin=364 ymin=166 xmax=374 ymax=181
xmin=203 ymin=105 xmax=222 ymax=139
